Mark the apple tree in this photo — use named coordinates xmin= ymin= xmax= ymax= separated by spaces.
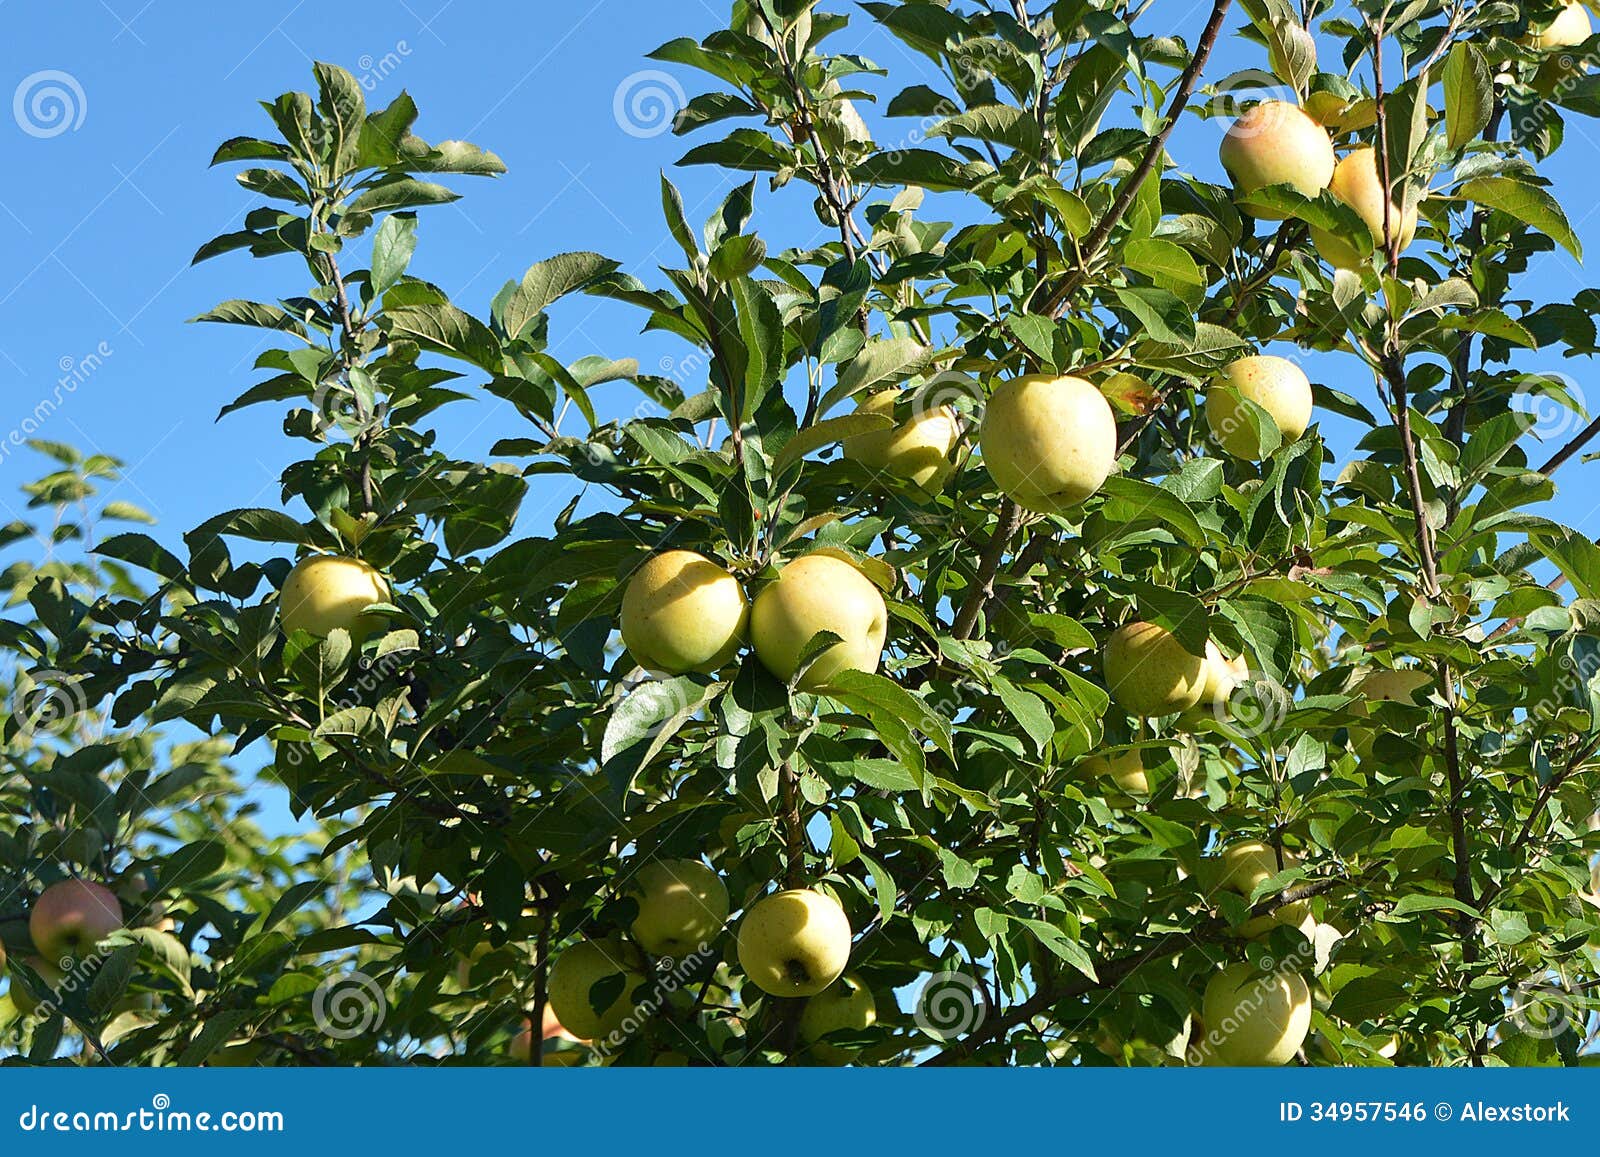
xmin=10 ymin=0 xmax=1600 ymax=1065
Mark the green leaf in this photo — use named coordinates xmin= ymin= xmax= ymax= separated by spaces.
xmin=1113 ymin=286 xmax=1195 ymax=345
xmin=771 ymin=412 xmax=894 ymax=477
xmin=370 ymin=212 xmax=417 ymax=295
xmin=822 ymin=338 xmax=934 ymax=414
xmin=500 ymin=251 xmax=621 ymax=341
xmin=601 ymin=677 xmax=725 ymax=795
xmin=1443 ymin=42 xmax=1493 ymax=151
xmin=384 ymin=303 xmax=501 ymax=373
xmin=1459 ymin=177 xmax=1582 ymax=260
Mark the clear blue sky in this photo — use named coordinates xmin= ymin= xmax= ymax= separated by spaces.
xmin=5 ymin=2 xmax=1600 ymax=611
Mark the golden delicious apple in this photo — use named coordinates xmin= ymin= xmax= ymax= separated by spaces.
xmin=799 ymin=974 xmax=877 ymax=1064
xmin=280 ymin=554 xmax=390 ymax=639
xmin=750 ymin=553 xmax=887 ymax=691
xmin=1309 ymin=148 xmax=1418 ymax=269
xmin=1196 ymin=963 xmax=1311 ymax=1065
xmin=1219 ymin=100 xmax=1336 ymax=215
xmin=628 ymin=858 xmax=729 ymax=957
xmin=979 ymin=375 xmax=1117 ymax=513
xmin=1527 ymin=1 xmax=1592 ymax=49
xmin=737 ymin=888 xmax=852 ymax=997
xmin=1215 ymin=840 xmax=1309 ymax=937
xmin=546 ymin=939 xmax=648 ymax=1041
xmin=30 ymin=878 xmax=123 ymax=962
xmin=619 ymin=550 xmax=749 ymax=674
xmin=1077 ymin=749 xmax=1149 ymax=796
xmin=1103 ymin=621 xmax=1206 ymax=717
xmin=1205 ymin=355 xmax=1313 ymax=459
xmin=842 ymin=389 xmax=960 ymax=494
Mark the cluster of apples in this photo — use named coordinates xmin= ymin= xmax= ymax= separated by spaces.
xmin=542 ymin=867 xmax=870 ymax=1063
xmin=6 ymin=879 xmax=126 ymax=1018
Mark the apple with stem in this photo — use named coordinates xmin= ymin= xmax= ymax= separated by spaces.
xmin=546 ymin=939 xmax=648 ymax=1042
xmin=1205 ymin=355 xmax=1313 ymax=460
xmin=799 ymin=974 xmax=877 ymax=1064
xmin=620 ymin=550 xmax=748 ymax=675
xmin=1195 ymin=963 xmax=1311 ymax=1066
xmin=30 ymin=878 xmax=123 ymax=963
xmin=737 ymin=888 xmax=851 ymax=998
xmin=979 ymin=374 xmax=1117 ymax=514
xmin=1309 ymin=147 xmax=1419 ymax=270
xmin=1219 ymin=100 xmax=1335 ymax=214
xmin=750 ymin=553 xmax=887 ymax=691
xmin=842 ymin=389 xmax=960 ymax=495
xmin=280 ymin=554 xmax=390 ymax=639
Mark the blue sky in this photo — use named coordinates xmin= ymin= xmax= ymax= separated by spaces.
xmin=7 ymin=1 xmax=1600 ymax=544
xmin=5 ymin=3 xmax=1600 ymax=629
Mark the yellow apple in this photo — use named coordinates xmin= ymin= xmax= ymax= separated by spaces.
xmin=737 ymin=888 xmax=852 ymax=998
xmin=1196 ymin=963 xmax=1311 ymax=1065
xmin=799 ymin=974 xmax=877 ymax=1064
xmin=1350 ymin=666 xmax=1432 ymax=757
xmin=1103 ymin=621 xmax=1206 ymax=717
xmin=619 ymin=550 xmax=749 ymax=674
xmin=280 ymin=554 xmax=390 ymax=638
xmin=1077 ymin=749 xmax=1149 ymax=797
xmin=979 ymin=375 xmax=1118 ymax=514
xmin=1205 ymin=355 xmax=1313 ymax=459
xmin=546 ymin=939 xmax=648 ymax=1042
xmin=1527 ymin=1 xmax=1591 ymax=49
xmin=750 ymin=553 xmax=887 ymax=691
xmin=1309 ymin=147 xmax=1418 ymax=269
xmin=1219 ymin=101 xmax=1336 ymax=215
xmin=1215 ymin=840 xmax=1309 ymax=937
xmin=30 ymin=878 xmax=123 ymax=962
xmin=1197 ymin=641 xmax=1250 ymax=713
xmin=628 ymin=858 xmax=729 ymax=957
xmin=842 ymin=389 xmax=960 ymax=494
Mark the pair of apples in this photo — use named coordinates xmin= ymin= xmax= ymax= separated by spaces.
xmin=547 ymin=874 xmax=870 ymax=1063
xmin=8 ymin=879 xmax=126 ymax=1016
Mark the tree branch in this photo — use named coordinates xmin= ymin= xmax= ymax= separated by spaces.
xmin=1039 ymin=0 xmax=1234 ymax=316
